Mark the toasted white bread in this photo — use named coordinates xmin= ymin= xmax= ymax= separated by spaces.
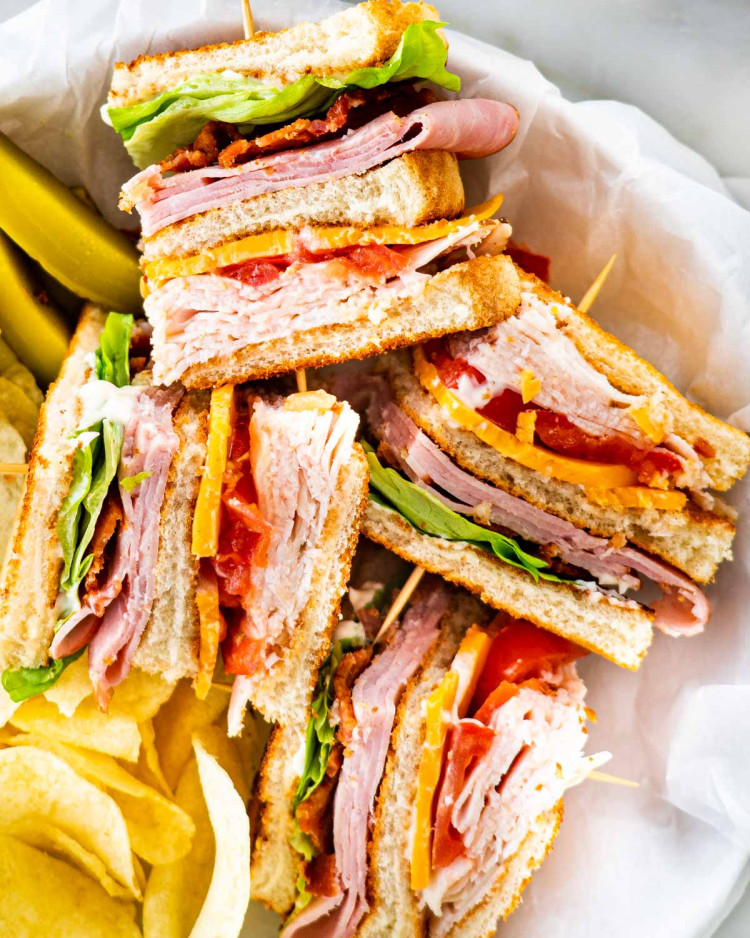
xmin=362 ymin=595 xmax=562 ymax=937
xmin=363 ymin=500 xmax=654 ymax=671
xmin=247 ymin=444 xmax=370 ymax=724
xmin=133 ymin=389 xmax=210 ymax=681
xmin=382 ymin=347 xmax=737 ymax=585
xmin=141 ymin=151 xmax=465 ymax=262
xmin=109 ymin=1 xmax=440 ymax=108
xmin=250 ymin=719 xmax=307 ymax=915
xmin=522 ymin=271 xmax=750 ymax=492
xmin=0 ymin=305 xmax=105 ymax=670
xmin=175 ymin=254 xmax=521 ymax=389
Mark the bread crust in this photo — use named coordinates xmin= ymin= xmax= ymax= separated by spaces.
xmin=247 ymin=444 xmax=369 ymax=724
xmin=0 ymin=305 xmax=105 ymax=670
xmin=176 ymin=255 xmax=521 ymax=389
xmin=109 ymin=0 xmax=440 ymax=107
xmin=362 ymin=500 xmax=654 ymax=671
xmin=382 ymin=348 xmax=736 ymax=584
xmin=521 ymin=269 xmax=750 ymax=492
xmin=141 ymin=152 xmax=466 ymax=262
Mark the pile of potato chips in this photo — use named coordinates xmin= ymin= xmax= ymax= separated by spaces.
xmin=0 ymin=655 xmax=267 ymax=938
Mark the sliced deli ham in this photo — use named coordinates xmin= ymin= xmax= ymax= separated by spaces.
xmin=122 ymin=100 xmax=519 ymax=236
xmin=283 ymin=586 xmax=448 ymax=938
xmin=51 ymin=386 xmax=183 ymax=707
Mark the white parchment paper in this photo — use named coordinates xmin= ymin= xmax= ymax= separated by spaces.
xmin=1 ymin=1 xmax=749 ymax=935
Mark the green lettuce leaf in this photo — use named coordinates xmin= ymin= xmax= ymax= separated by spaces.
xmin=95 ymin=312 xmax=133 ymax=388
xmin=2 ymin=648 xmax=85 ymax=703
xmin=364 ymin=443 xmax=568 ymax=584
xmin=120 ymin=469 xmax=152 ymax=492
xmin=57 ymin=427 xmax=101 ymax=589
xmin=107 ymin=21 xmax=460 ymax=168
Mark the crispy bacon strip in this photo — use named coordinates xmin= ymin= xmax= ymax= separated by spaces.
xmin=83 ymin=495 xmax=123 ymax=595
xmin=296 ymin=744 xmax=343 ymax=855
xmin=332 ymin=648 xmax=373 ymax=748
xmin=160 ymin=121 xmax=242 ymax=173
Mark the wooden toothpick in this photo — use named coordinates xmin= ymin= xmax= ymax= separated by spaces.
xmin=578 ymin=254 xmax=617 ymax=314
xmin=589 ymin=769 xmax=639 ymax=789
xmin=241 ymin=0 xmax=254 ymax=38
xmin=374 ymin=566 xmax=425 ymax=644
xmin=0 ymin=462 xmax=28 ymax=475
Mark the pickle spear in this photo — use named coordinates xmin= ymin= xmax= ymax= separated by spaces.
xmin=0 ymin=132 xmax=141 ymax=312
xmin=0 ymin=232 xmax=70 ymax=386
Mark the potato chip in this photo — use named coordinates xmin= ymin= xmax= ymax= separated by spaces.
xmin=0 ymin=419 xmax=26 ymax=562
xmin=6 ymin=818 xmax=136 ymax=899
xmin=143 ymin=740 xmax=250 ymax=938
xmin=10 ymin=695 xmax=141 ymax=761
xmin=0 ymin=834 xmax=141 ymax=938
xmin=192 ymin=724 xmax=250 ymax=804
xmin=143 ymin=757 xmax=213 ymax=938
xmin=0 ymin=335 xmax=42 ymax=406
xmin=4 ymin=732 xmax=195 ymax=866
xmin=109 ymin=669 xmax=175 ymax=723
xmin=42 ymin=649 xmax=92 ymax=716
xmin=190 ymin=740 xmax=250 ymax=938
xmin=0 ymin=747 xmax=141 ymax=896
xmin=0 ymin=684 xmax=20 ymax=728
xmin=44 ymin=660 xmax=174 ymax=722
xmin=136 ymin=718 xmax=173 ymax=797
xmin=153 ymin=680 xmax=229 ymax=789
xmin=0 ymin=374 xmax=39 ymax=448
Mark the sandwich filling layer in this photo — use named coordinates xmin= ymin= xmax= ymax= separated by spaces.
xmin=144 ymin=218 xmax=508 ymax=386
xmin=122 ymin=98 xmax=518 ymax=237
xmin=420 ymin=288 xmax=713 ymax=500
xmin=411 ymin=616 xmax=607 ymax=937
xmin=190 ymin=387 xmax=359 ymax=734
xmin=283 ymin=584 xmax=449 ymax=938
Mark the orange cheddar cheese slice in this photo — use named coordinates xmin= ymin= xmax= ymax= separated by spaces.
xmin=192 ymin=385 xmax=235 ymax=558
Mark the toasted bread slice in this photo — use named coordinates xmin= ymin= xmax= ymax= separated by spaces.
xmin=141 ymin=152 xmax=465 ymax=262
xmin=247 ymin=444 xmax=369 ymax=724
xmin=521 ymin=271 xmax=750 ymax=492
xmin=109 ymin=1 xmax=440 ymax=108
xmin=0 ymin=305 xmax=104 ymax=670
xmin=133 ymin=389 xmax=210 ymax=681
xmin=382 ymin=348 xmax=736 ymax=584
xmin=175 ymin=254 xmax=521 ymax=389
xmin=250 ymin=719 xmax=306 ymax=915
xmin=363 ymin=500 xmax=654 ymax=671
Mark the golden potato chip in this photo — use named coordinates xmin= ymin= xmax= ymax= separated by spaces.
xmin=109 ymin=669 xmax=175 ymax=723
xmin=0 ymin=834 xmax=141 ymax=938
xmin=153 ymin=680 xmax=230 ymax=789
xmin=190 ymin=740 xmax=250 ymax=938
xmin=7 ymin=818 xmax=136 ymax=899
xmin=143 ymin=757 xmax=212 ymax=938
xmin=0 ymin=420 xmax=26 ymax=562
xmin=4 ymin=732 xmax=194 ymax=866
xmin=43 ymin=660 xmax=174 ymax=722
xmin=42 ymin=650 xmax=91 ymax=716
xmin=0 ymin=335 xmax=42 ymax=406
xmin=0 ymin=684 xmax=20 ymax=728
xmin=192 ymin=724 xmax=250 ymax=804
xmin=0 ymin=375 xmax=39 ymax=448
xmin=10 ymin=695 xmax=141 ymax=761
xmin=135 ymin=718 xmax=173 ymax=797
xmin=143 ymin=740 xmax=250 ymax=938
xmin=0 ymin=747 xmax=141 ymax=896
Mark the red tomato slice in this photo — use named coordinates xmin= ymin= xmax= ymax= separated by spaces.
xmin=505 ymin=241 xmax=551 ymax=283
xmin=470 ymin=617 xmax=587 ymax=714
xmin=423 ymin=337 xmax=485 ymax=389
xmin=432 ymin=720 xmax=495 ymax=870
xmin=221 ymin=621 xmax=264 ymax=676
